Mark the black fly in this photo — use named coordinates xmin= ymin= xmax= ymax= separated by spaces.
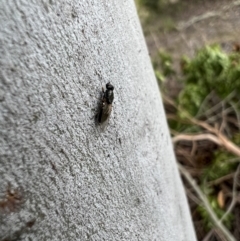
xmin=96 ymin=82 xmax=114 ymax=129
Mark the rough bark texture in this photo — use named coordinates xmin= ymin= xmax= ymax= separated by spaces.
xmin=0 ymin=1 xmax=196 ymax=240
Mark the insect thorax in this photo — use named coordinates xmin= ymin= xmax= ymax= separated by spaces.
xmin=105 ymin=89 xmax=114 ymax=104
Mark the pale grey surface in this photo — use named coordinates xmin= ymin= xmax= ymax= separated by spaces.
xmin=0 ymin=0 xmax=196 ymax=240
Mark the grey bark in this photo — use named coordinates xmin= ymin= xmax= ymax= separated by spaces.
xmin=0 ymin=0 xmax=196 ymax=240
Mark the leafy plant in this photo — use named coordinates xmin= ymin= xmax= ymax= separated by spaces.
xmin=136 ymin=0 xmax=169 ymax=12
xmin=197 ymin=199 xmax=233 ymax=231
xmin=179 ymin=45 xmax=240 ymax=116
xmin=154 ymin=45 xmax=240 ymax=235
xmin=201 ymin=150 xmax=237 ymax=182
xmin=154 ymin=50 xmax=175 ymax=85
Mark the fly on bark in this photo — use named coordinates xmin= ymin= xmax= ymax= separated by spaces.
xmin=96 ymin=82 xmax=114 ymax=130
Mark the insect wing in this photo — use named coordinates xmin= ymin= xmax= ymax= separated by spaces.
xmin=99 ymin=103 xmax=112 ymax=130
xmin=95 ymin=82 xmax=114 ymax=130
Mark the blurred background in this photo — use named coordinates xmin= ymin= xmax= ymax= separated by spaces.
xmin=135 ymin=0 xmax=240 ymax=240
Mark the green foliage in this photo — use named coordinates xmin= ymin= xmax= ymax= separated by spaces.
xmin=232 ymin=133 xmax=240 ymax=146
xmin=137 ymin=0 xmax=159 ymax=11
xmin=155 ymin=70 xmax=165 ymax=83
xmin=158 ymin=50 xmax=175 ymax=76
xmin=197 ymin=199 xmax=233 ymax=230
xmin=154 ymin=50 xmax=175 ymax=84
xmin=197 ymin=151 xmax=237 ymax=230
xmin=202 ymin=150 xmax=237 ymax=182
xmin=179 ymin=45 xmax=240 ymax=116
xmin=136 ymin=0 xmax=168 ymax=12
xmin=154 ymin=46 xmax=240 ymax=232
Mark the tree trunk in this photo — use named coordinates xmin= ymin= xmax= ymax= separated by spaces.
xmin=0 ymin=1 xmax=196 ymax=240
